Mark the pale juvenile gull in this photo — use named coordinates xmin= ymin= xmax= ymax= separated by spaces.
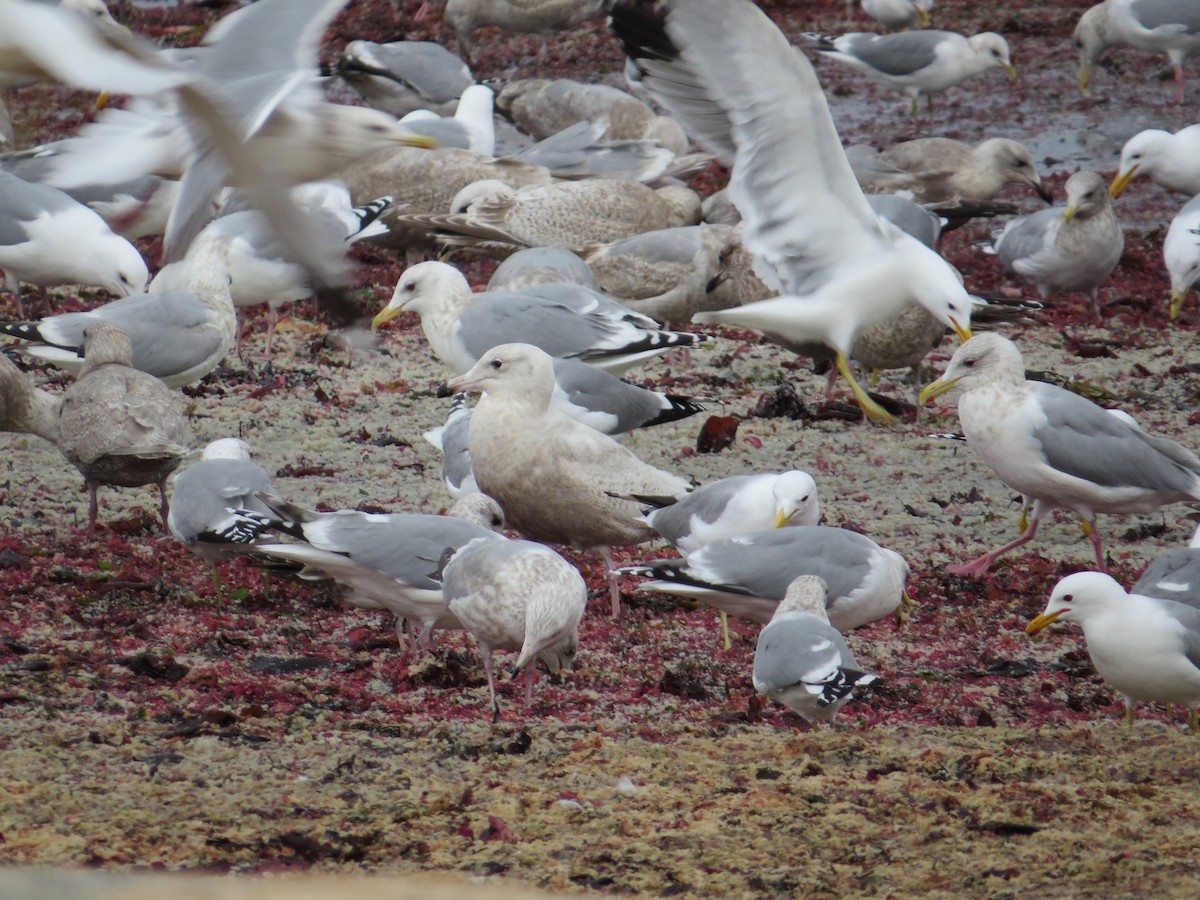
xmin=992 ymin=171 xmax=1123 ymax=316
xmin=857 ymin=137 xmax=1052 ymax=204
xmin=1075 ymin=0 xmax=1200 ymax=103
xmin=440 ymin=535 xmax=587 ymax=720
xmin=753 ymin=575 xmax=879 ymax=726
xmin=58 ymin=322 xmax=191 ymax=535
xmin=497 ymin=77 xmax=689 ymax=156
xmin=0 ymin=169 xmax=148 ymax=316
xmin=619 ymin=525 xmax=910 ymax=634
xmin=399 ymin=83 xmax=496 ymax=156
xmin=1109 ymin=124 xmax=1200 ymax=198
xmin=488 ymin=246 xmax=598 ymax=292
xmin=0 ymin=351 xmax=61 ymax=444
xmin=200 ymin=182 xmax=393 ymax=356
xmin=611 ymin=0 xmax=974 ymax=425
xmin=227 ymin=492 xmax=506 ymax=647
xmin=167 ymin=438 xmax=276 ymax=565
xmin=2 ymin=231 xmax=237 ymax=387
xmin=861 ymin=0 xmax=933 ymax=31
xmin=1133 ymin=522 xmax=1200 ymax=607
xmin=1027 ymin=571 xmax=1200 ymax=731
xmin=444 ymin=342 xmax=694 ymax=616
xmin=423 ymin=393 xmax=477 ymax=499
xmin=920 ymin=333 xmax=1200 ymax=576
xmin=444 ymin=0 xmax=610 ymax=65
xmin=431 ymin=179 xmax=702 ymax=256
xmin=371 ymin=260 xmax=704 ymax=375
xmin=1164 ymin=193 xmax=1200 ymax=319
xmin=577 ymin=224 xmax=744 ymax=324
xmin=816 ymin=30 xmax=1017 ymax=115
xmin=335 ymin=39 xmax=473 ymax=118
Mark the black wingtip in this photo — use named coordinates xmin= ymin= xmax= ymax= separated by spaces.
xmin=609 ymin=0 xmax=675 ymax=66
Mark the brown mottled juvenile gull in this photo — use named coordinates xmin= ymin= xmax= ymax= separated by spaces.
xmin=0 ymin=169 xmax=148 ymax=316
xmin=3 ymin=232 xmax=237 ymax=387
xmin=578 ymin=224 xmax=743 ymax=323
xmin=1075 ymin=0 xmax=1200 ymax=103
xmin=920 ymin=333 xmax=1200 ymax=576
xmin=444 ymin=342 xmax=693 ymax=616
xmin=857 ymin=137 xmax=1052 ymax=204
xmin=1028 ymin=572 xmax=1200 ymax=732
xmin=0 ymin=351 xmax=61 ymax=444
xmin=1110 ymin=124 xmax=1200 ymax=198
xmin=167 ymin=438 xmax=276 ymax=565
xmin=1164 ymin=192 xmax=1200 ymax=319
xmin=817 ymin=30 xmax=1017 ymax=114
xmin=753 ymin=575 xmax=879 ymax=726
xmin=58 ymin=322 xmax=191 ymax=534
xmin=335 ymin=39 xmax=474 ymax=119
xmin=440 ymin=535 xmax=587 ymax=720
xmin=372 ymin=260 xmax=703 ymax=375
xmin=618 ymin=526 xmax=910 ymax=634
xmin=612 ymin=0 xmax=974 ymax=425
xmin=993 ymin=170 xmax=1123 ymax=315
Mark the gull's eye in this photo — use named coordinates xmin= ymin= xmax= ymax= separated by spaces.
xmin=405 ymin=281 xmax=416 ymax=292
xmin=1062 ymin=594 xmax=1073 ymax=603
xmin=963 ymin=358 xmax=977 ymax=368
xmin=490 ymin=358 xmax=503 ymax=370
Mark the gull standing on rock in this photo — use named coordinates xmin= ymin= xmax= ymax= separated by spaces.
xmin=1028 ymin=572 xmax=1200 ymax=732
xmin=58 ymin=323 xmax=191 ymax=535
xmin=440 ymin=536 xmax=587 ymax=721
xmin=1110 ymin=124 xmax=1200 ymax=198
xmin=920 ymin=334 xmax=1200 ymax=576
xmin=816 ymin=30 xmax=1017 ymax=115
xmin=753 ymin=575 xmax=879 ymax=727
xmin=611 ymin=0 xmax=974 ymax=425
xmin=992 ymin=170 xmax=1123 ymax=316
xmin=444 ymin=342 xmax=693 ymax=617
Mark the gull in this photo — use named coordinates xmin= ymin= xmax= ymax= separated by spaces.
xmin=619 ymin=525 xmax=911 ymax=635
xmin=1027 ymin=571 xmax=1200 ymax=732
xmin=439 ymin=535 xmax=587 ymax=721
xmin=992 ymin=170 xmax=1124 ymax=316
xmin=488 ymin=246 xmax=599 ymax=292
xmin=1164 ymin=193 xmax=1200 ymax=319
xmin=443 ymin=342 xmax=694 ymax=616
xmin=1110 ymin=124 xmax=1200 ymax=198
xmin=2 ymin=231 xmax=237 ymax=387
xmin=1075 ymin=0 xmax=1200 ymax=103
xmin=611 ymin=0 xmax=974 ymax=425
xmin=854 ymin=137 xmax=1052 ymax=204
xmin=423 ymin=393 xmax=476 ymax=499
xmin=334 ymin=39 xmax=474 ymax=118
xmin=443 ymin=0 xmax=610 ymax=65
xmin=860 ymin=0 xmax=933 ymax=31
xmin=1133 ymin=522 xmax=1200 ymax=607
xmin=58 ymin=322 xmax=191 ymax=535
xmin=399 ymin=83 xmax=496 ymax=156
xmin=753 ymin=575 xmax=879 ymax=727
xmin=816 ymin=30 xmax=1017 ymax=115
xmin=371 ymin=260 xmax=704 ymax=375
xmin=0 ymin=351 xmax=61 ymax=444
xmin=0 ymin=169 xmax=148 ymax=316
xmin=227 ymin=493 xmax=506 ymax=647
xmin=920 ymin=334 xmax=1200 ymax=575
xmin=167 ymin=438 xmax=277 ymax=566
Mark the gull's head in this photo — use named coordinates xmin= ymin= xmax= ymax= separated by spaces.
xmin=372 ymin=261 xmax=465 ymax=330
xmin=979 ymin=139 xmax=1053 ymax=203
xmin=775 ymin=574 xmax=830 ymax=621
xmin=325 ymin=106 xmax=439 ymax=157
xmin=201 ymin=438 xmax=253 ymax=462
xmin=103 ymin=242 xmax=150 ymax=297
xmin=443 ymin=342 xmax=554 ymax=398
xmin=772 ymin=470 xmax=820 ymax=529
xmin=81 ymin=321 xmax=134 ymax=369
xmin=1165 ymin=216 xmax=1200 ymax=320
xmin=1062 ymin=170 xmax=1110 ymax=222
xmin=1073 ymin=5 xmax=1113 ymax=94
xmin=451 ymin=180 xmax=515 ymax=215
xmin=918 ymin=332 xmax=1024 ymax=405
xmin=1110 ymin=129 xmax=1168 ymax=197
xmin=970 ymin=33 xmax=1016 ymax=79
xmin=915 ymin=255 xmax=974 ymax=343
xmin=1027 ymin=572 xmax=1126 ymax=636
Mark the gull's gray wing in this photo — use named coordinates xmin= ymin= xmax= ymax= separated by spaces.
xmin=489 ymin=246 xmax=599 ymax=291
xmin=644 ymin=475 xmax=758 ymax=544
xmin=995 ymin=208 xmax=1061 ymax=271
xmin=1130 ymin=0 xmax=1200 ymax=34
xmin=340 ymin=40 xmax=472 ymax=105
xmin=0 ymin=170 xmax=79 ymax=246
xmin=835 ymin=31 xmax=943 ymax=76
xmin=1031 ymin=384 xmax=1200 ymax=493
xmin=1133 ymin=549 xmax=1200 ymax=604
xmin=753 ymin=614 xmax=857 ymax=693
xmin=169 ymin=458 xmax=275 ymax=545
xmin=550 ymin=356 xmax=702 ymax=435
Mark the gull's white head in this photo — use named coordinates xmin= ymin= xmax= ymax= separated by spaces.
xmin=772 ymin=470 xmax=820 ymax=528
xmin=1027 ymin=571 xmax=1128 ymax=635
xmin=908 ymin=241 xmax=974 ymax=342
xmin=1165 ymin=214 xmax=1200 ymax=318
xmin=101 ymin=239 xmax=150 ymax=297
xmin=201 ymin=438 xmax=253 ymax=461
xmin=918 ymin=332 xmax=1024 ymax=405
xmin=372 ymin=261 xmax=468 ymax=330
xmin=968 ymin=33 xmax=1016 ymax=79
xmin=1110 ymin=129 xmax=1173 ymax=198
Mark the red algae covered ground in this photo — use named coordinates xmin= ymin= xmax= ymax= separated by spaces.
xmin=4 ymin=0 xmax=1200 ymax=896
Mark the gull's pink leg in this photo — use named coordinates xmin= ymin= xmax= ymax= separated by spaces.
xmin=1084 ymin=518 xmax=1106 ymax=572
xmin=1175 ymin=63 xmax=1186 ymax=105
xmin=483 ymin=649 xmax=500 ymax=722
xmin=947 ymin=519 xmax=1042 ymax=577
xmin=599 ymin=546 xmax=621 ymax=617
xmin=523 ymin=664 xmax=537 ymax=711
